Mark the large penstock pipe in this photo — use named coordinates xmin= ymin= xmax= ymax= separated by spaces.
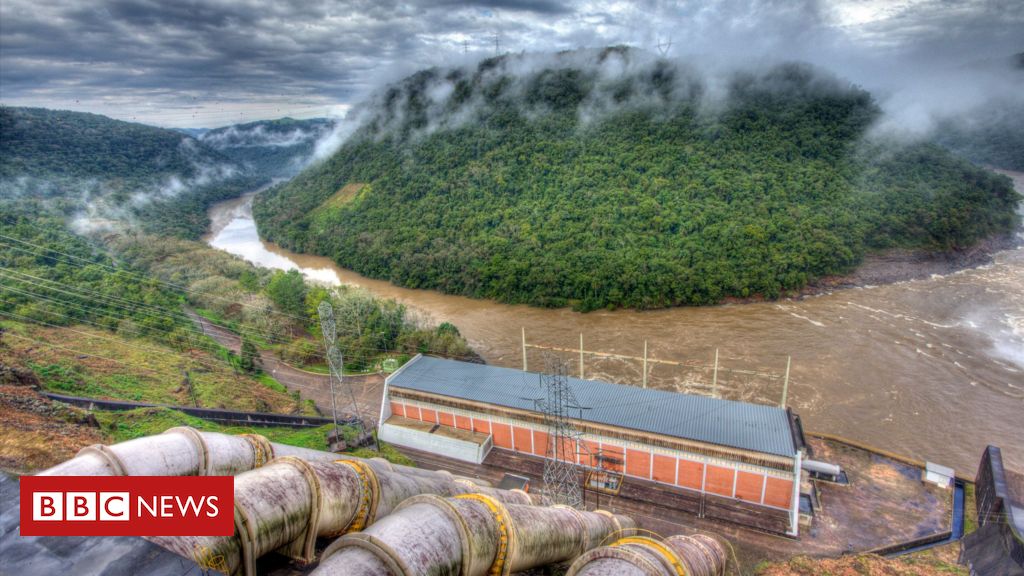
xmin=37 ymin=426 xmax=466 ymax=482
xmin=312 ymin=493 xmax=635 ymax=576
xmin=147 ymin=457 xmax=534 ymax=576
xmin=565 ymin=534 xmax=727 ymax=576
xmin=802 ymin=459 xmax=842 ymax=478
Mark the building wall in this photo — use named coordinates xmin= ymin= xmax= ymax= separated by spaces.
xmin=389 ymin=396 xmax=795 ymax=512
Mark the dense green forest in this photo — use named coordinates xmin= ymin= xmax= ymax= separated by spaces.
xmin=0 ymin=106 xmax=265 ymax=238
xmin=197 ymin=117 xmax=334 ymax=179
xmin=0 ymin=200 xmax=185 ymax=337
xmin=255 ymin=49 xmax=1021 ymax=310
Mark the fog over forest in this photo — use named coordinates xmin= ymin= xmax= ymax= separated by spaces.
xmin=1 ymin=0 xmax=1020 ymax=140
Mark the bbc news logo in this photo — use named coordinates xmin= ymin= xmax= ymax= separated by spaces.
xmin=21 ymin=476 xmax=234 ymax=536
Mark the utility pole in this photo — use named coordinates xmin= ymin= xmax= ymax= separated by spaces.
xmin=712 ymin=348 xmax=719 ymax=398
xmin=183 ymin=370 xmax=197 ymax=408
xmin=579 ymin=333 xmax=584 ymax=379
xmin=642 ymin=340 xmax=648 ymax=389
xmin=780 ymin=356 xmax=792 ymax=408
xmin=522 ymin=327 xmax=528 ymax=371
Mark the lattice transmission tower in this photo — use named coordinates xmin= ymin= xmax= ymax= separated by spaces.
xmin=318 ymin=300 xmax=368 ymax=446
xmin=539 ymin=356 xmax=588 ymax=508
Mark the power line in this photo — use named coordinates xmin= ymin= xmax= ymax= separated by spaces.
xmin=0 ymin=269 xmax=480 ymax=364
xmin=0 ymin=235 xmax=484 ymax=359
xmin=0 ymin=283 xmax=392 ymax=389
xmin=0 ymin=308 xmax=260 ymax=382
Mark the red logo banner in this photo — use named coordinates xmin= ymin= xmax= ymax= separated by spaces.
xmin=20 ymin=476 xmax=234 ymax=536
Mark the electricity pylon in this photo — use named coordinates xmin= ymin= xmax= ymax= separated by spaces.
xmin=318 ymin=300 xmax=369 ymax=448
xmin=539 ymin=356 xmax=587 ymax=508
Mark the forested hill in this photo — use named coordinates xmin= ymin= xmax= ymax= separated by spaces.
xmin=197 ymin=117 xmax=334 ymax=179
xmin=254 ymin=48 xmax=1021 ymax=310
xmin=0 ymin=107 xmax=230 ymax=181
xmin=0 ymin=107 xmax=264 ymax=238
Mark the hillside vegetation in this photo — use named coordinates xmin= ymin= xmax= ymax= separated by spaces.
xmin=255 ymin=48 xmax=1021 ymax=310
xmin=197 ymin=117 xmax=334 ymax=179
xmin=0 ymin=106 xmax=265 ymax=238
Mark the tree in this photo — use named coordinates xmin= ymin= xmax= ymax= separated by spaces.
xmin=265 ymin=269 xmax=308 ymax=317
xmin=240 ymin=337 xmax=260 ymax=374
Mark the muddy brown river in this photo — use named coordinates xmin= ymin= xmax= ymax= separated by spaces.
xmin=206 ymin=171 xmax=1024 ymax=473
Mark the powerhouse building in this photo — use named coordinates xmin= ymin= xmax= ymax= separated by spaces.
xmin=378 ymin=354 xmax=806 ymax=535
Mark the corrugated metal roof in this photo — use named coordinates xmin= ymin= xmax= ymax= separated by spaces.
xmin=387 ymin=356 xmax=797 ymax=458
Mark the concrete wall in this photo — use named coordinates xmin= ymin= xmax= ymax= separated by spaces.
xmin=378 ymin=421 xmax=491 ymax=464
xmin=390 ymin=397 xmax=795 ymax=512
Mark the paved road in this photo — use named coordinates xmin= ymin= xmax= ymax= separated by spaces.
xmin=186 ymin=310 xmax=384 ymax=424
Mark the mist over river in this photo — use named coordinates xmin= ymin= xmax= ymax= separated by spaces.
xmin=207 ymin=172 xmax=1024 ymax=473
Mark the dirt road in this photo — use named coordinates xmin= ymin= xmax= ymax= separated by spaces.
xmin=186 ymin=310 xmax=383 ymax=422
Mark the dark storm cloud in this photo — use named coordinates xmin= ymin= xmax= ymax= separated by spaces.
xmin=0 ymin=0 xmax=1020 ymax=126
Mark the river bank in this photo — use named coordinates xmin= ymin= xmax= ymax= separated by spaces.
xmin=806 ymin=232 xmax=1022 ymax=294
xmin=204 ymin=173 xmax=1024 ymax=474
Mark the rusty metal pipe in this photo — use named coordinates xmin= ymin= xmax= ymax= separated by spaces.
xmin=565 ymin=534 xmax=727 ymax=576
xmin=147 ymin=457 xmax=533 ymax=576
xmin=312 ymin=494 xmax=635 ymax=576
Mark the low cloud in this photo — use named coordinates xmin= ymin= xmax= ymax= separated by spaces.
xmin=0 ymin=0 xmax=1020 ymax=133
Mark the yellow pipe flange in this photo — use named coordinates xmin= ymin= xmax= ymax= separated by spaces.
xmin=240 ymin=433 xmax=273 ymax=468
xmin=455 ymin=493 xmax=515 ymax=576
xmin=335 ymin=459 xmax=380 ymax=533
xmin=612 ymin=536 xmax=688 ymax=576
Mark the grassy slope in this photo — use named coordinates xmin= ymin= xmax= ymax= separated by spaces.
xmin=1 ymin=320 xmax=310 ymax=414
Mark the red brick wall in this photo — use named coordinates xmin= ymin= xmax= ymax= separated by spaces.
xmin=388 ymin=397 xmax=789 ymax=512
xmin=472 ymin=417 xmax=490 ymax=434
xmin=406 ymin=405 xmax=421 ymax=421
xmin=763 ymin=477 xmax=793 ymax=508
xmin=677 ymin=459 xmax=704 ymax=490
xmin=580 ymin=440 xmax=601 ymax=468
xmin=532 ymin=430 xmax=551 ymax=457
xmin=735 ymin=470 xmax=765 ymax=503
xmin=601 ymin=444 xmax=625 ymax=472
xmin=626 ymin=448 xmax=651 ymax=479
xmin=554 ymin=437 xmax=578 ymax=463
xmin=705 ymin=465 xmax=735 ymax=497
xmin=439 ymin=411 xmax=455 ymax=427
xmin=420 ymin=408 xmax=438 ymax=424
xmin=512 ymin=426 xmax=533 ymax=452
xmin=652 ymin=454 xmax=676 ymax=484
xmin=491 ymin=423 xmax=513 ymax=449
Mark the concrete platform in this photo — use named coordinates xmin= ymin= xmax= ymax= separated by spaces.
xmin=379 ymin=415 xmax=492 ymax=463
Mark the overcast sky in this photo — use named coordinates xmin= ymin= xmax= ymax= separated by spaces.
xmin=0 ymin=0 xmax=1020 ymax=127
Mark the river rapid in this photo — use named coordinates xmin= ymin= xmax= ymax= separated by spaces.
xmin=206 ymin=171 xmax=1024 ymax=472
